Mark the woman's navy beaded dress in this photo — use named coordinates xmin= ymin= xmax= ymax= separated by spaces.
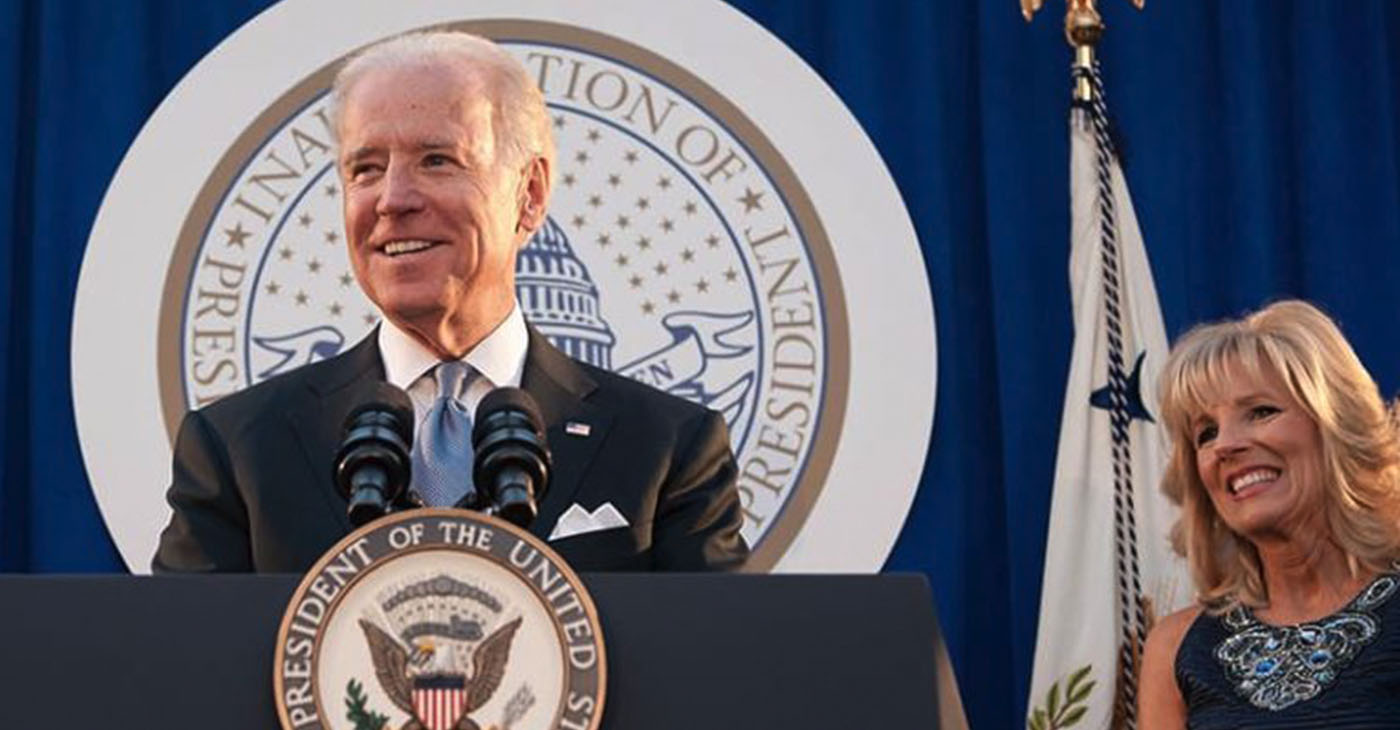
xmin=1175 ymin=571 xmax=1400 ymax=728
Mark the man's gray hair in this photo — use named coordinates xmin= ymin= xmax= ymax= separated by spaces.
xmin=328 ymin=31 xmax=555 ymax=173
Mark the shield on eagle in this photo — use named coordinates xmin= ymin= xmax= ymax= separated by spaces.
xmin=412 ymin=674 xmax=470 ymax=730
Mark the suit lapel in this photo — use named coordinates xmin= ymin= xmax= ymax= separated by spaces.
xmin=286 ymin=332 xmax=385 ymax=532
xmin=277 ymin=326 xmax=612 ymax=537
xmin=522 ymin=328 xmax=614 ymax=538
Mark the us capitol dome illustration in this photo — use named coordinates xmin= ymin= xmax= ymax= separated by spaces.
xmin=515 ymin=217 xmax=617 ymax=369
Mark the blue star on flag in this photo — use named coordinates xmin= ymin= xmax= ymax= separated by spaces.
xmin=1090 ymin=350 xmax=1154 ymax=422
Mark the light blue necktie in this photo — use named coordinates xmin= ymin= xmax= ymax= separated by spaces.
xmin=411 ymin=360 xmax=475 ymax=507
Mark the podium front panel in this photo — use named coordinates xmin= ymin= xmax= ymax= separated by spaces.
xmin=0 ymin=574 xmax=941 ymax=728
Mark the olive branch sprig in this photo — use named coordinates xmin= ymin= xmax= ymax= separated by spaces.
xmin=346 ymin=678 xmax=391 ymax=730
xmin=1028 ymin=664 xmax=1095 ymax=730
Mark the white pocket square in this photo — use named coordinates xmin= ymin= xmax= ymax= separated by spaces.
xmin=548 ymin=502 xmax=630 ymax=541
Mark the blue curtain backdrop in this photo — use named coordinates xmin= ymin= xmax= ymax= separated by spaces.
xmin=4 ymin=1 xmax=1400 ymax=728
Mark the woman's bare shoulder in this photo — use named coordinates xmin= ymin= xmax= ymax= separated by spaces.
xmin=1138 ymin=604 xmax=1204 ymax=730
xmin=1148 ymin=604 xmax=1205 ymax=654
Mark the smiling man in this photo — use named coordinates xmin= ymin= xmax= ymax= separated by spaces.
xmin=152 ymin=32 xmax=749 ymax=573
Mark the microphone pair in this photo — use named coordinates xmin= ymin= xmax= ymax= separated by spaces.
xmin=333 ymin=383 xmax=550 ymax=529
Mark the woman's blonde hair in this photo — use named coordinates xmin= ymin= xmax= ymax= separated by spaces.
xmin=1158 ymin=300 xmax=1400 ymax=610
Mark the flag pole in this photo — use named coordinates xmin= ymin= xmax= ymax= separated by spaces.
xmin=1066 ymin=1 xmax=1104 ymax=103
xmin=1023 ymin=2 xmax=1174 ymax=730
xmin=1021 ymin=0 xmax=1142 ymax=103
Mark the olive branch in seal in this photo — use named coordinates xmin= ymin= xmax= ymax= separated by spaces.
xmin=1028 ymin=664 xmax=1095 ymax=730
xmin=346 ymin=678 xmax=391 ymax=730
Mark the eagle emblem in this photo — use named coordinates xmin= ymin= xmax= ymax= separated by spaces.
xmin=354 ymin=573 xmax=523 ymax=730
xmin=358 ymin=616 xmax=521 ymax=730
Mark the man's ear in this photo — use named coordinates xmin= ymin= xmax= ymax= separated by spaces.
xmin=515 ymin=155 xmax=551 ymax=238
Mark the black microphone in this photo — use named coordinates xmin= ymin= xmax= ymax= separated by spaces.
xmin=472 ymin=388 xmax=550 ymax=528
xmin=334 ymin=382 xmax=414 ymax=527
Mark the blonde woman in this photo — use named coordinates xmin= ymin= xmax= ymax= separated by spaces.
xmin=1140 ymin=300 xmax=1400 ymax=728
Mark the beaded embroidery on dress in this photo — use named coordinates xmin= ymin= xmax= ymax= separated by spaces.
xmin=1213 ymin=572 xmax=1399 ymax=711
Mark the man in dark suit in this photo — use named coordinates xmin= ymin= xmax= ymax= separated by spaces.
xmin=153 ymin=31 xmax=748 ymax=573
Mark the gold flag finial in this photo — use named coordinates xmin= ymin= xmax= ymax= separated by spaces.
xmin=1064 ymin=0 xmax=1105 ymax=48
xmin=1022 ymin=0 xmax=1142 ymax=100
xmin=1021 ymin=0 xmax=1144 ymax=46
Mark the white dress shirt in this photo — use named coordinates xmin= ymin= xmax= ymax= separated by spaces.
xmin=376 ymin=304 xmax=529 ymax=438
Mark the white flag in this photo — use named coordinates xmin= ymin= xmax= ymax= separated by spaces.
xmin=1027 ymin=66 xmax=1192 ymax=730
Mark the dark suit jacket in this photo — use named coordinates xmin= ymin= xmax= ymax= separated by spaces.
xmin=152 ymin=329 xmax=748 ymax=573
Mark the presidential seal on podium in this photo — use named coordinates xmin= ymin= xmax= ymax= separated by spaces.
xmin=274 ymin=509 xmax=605 ymax=730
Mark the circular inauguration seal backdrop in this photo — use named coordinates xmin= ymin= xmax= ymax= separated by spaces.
xmin=73 ymin=0 xmax=936 ymax=573
xmin=274 ymin=509 xmax=604 ymax=730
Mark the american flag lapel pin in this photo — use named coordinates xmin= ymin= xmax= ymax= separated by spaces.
xmin=564 ymin=421 xmax=592 ymax=437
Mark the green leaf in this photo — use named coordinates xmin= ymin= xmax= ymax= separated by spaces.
xmin=1029 ymin=708 xmax=1047 ymax=730
xmin=345 ymin=678 xmax=390 ymax=730
xmin=1067 ymin=678 xmax=1095 ymax=705
xmin=1046 ymin=681 xmax=1062 ymax=719
xmin=1066 ymin=665 xmax=1092 ymax=696
xmin=1061 ymin=706 xmax=1088 ymax=727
